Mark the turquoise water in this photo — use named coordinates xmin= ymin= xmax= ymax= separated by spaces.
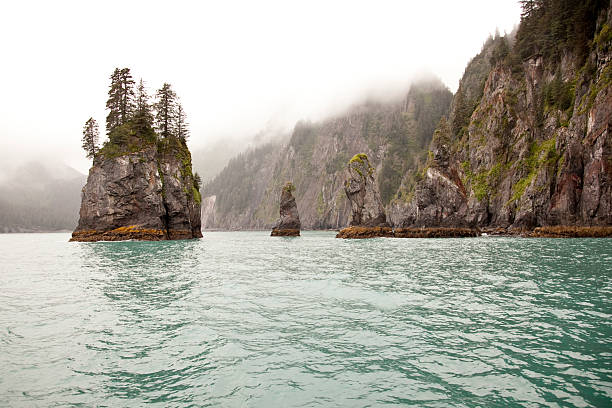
xmin=0 ymin=232 xmax=611 ymax=407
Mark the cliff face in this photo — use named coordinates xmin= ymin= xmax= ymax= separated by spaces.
xmin=344 ymin=154 xmax=388 ymax=227
xmin=71 ymin=141 xmax=202 ymax=241
xmin=391 ymin=4 xmax=612 ymax=229
xmin=203 ymin=79 xmax=452 ymax=230
xmin=203 ymin=4 xmax=610 ymax=232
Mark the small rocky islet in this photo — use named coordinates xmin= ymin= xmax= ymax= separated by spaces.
xmin=71 ymin=141 xmax=202 ymax=242
xmin=70 ymin=71 xmax=202 ymax=242
xmin=271 ymin=182 xmax=301 ymax=236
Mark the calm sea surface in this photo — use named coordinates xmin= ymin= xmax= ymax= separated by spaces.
xmin=0 ymin=232 xmax=611 ymax=407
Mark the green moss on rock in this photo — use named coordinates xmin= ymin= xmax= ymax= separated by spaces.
xmin=510 ymin=137 xmax=559 ymax=202
xmin=349 ymin=153 xmax=369 ymax=164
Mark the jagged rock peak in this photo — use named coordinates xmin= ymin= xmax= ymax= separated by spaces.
xmin=345 ymin=154 xmax=388 ymax=227
xmin=271 ymin=182 xmax=301 ymax=236
xmin=70 ymin=140 xmax=202 ymax=242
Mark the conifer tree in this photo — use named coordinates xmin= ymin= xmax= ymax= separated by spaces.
xmin=105 ymin=69 xmax=121 ymax=132
xmin=154 ymin=83 xmax=177 ymax=138
xmin=105 ymin=67 xmax=135 ymax=134
xmin=119 ymin=68 xmax=135 ymax=123
xmin=133 ymin=79 xmax=154 ymax=136
xmin=176 ymin=103 xmax=190 ymax=141
xmin=82 ymin=117 xmax=99 ymax=158
xmin=194 ymin=172 xmax=202 ymax=190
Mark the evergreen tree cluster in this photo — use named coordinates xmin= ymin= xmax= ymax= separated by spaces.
xmin=514 ymin=0 xmax=607 ymax=64
xmin=81 ymin=67 xmax=190 ymax=159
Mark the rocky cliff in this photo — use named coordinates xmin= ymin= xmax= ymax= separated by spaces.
xmin=71 ymin=138 xmax=202 ymax=241
xmin=344 ymin=154 xmax=388 ymax=227
xmin=390 ymin=2 xmax=612 ymax=230
xmin=203 ymin=78 xmax=452 ymax=230
xmin=203 ymin=2 xmax=610 ymax=233
xmin=336 ymin=153 xmax=392 ymax=238
xmin=271 ymin=182 xmax=301 ymax=236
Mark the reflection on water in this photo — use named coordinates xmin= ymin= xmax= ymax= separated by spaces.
xmin=80 ymin=239 xmax=201 ymax=306
xmin=75 ymin=239 xmax=204 ymax=403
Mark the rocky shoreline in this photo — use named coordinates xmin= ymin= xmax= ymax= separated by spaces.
xmin=335 ymin=225 xmax=612 ymax=239
xmin=69 ymin=226 xmax=199 ymax=242
xmin=270 ymin=228 xmax=300 ymax=237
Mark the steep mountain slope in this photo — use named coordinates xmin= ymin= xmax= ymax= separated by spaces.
xmin=202 ymin=79 xmax=452 ymax=229
xmin=0 ymin=162 xmax=86 ymax=232
xmin=390 ymin=1 xmax=612 ymax=229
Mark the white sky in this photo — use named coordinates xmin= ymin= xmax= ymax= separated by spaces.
xmin=0 ymin=0 xmax=521 ymax=174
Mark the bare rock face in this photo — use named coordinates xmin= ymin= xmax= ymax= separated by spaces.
xmin=389 ymin=119 xmax=473 ymax=228
xmin=336 ymin=154 xmax=389 ymax=238
xmin=70 ymin=143 xmax=202 ymax=242
xmin=345 ymin=154 xmax=388 ymax=227
xmin=271 ymin=182 xmax=301 ymax=236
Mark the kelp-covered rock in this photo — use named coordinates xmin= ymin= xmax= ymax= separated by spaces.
xmin=71 ymin=139 xmax=202 ymax=242
xmin=271 ymin=182 xmax=301 ymax=236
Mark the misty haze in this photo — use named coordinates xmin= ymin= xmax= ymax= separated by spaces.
xmin=1 ymin=1 xmax=611 ymax=407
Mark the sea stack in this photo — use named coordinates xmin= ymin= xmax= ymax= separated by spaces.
xmin=71 ymin=138 xmax=202 ymax=242
xmin=336 ymin=154 xmax=392 ymax=238
xmin=271 ymin=182 xmax=301 ymax=236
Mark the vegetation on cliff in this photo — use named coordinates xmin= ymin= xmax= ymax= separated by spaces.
xmin=81 ymin=68 xmax=201 ymax=202
xmin=390 ymin=0 xmax=612 ymax=229
xmin=203 ymin=1 xmax=611 ymax=232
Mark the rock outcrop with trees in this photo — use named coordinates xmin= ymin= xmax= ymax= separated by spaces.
xmin=71 ymin=68 xmax=202 ymax=241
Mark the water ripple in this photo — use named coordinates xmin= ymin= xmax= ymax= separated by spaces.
xmin=0 ymin=232 xmax=610 ymax=407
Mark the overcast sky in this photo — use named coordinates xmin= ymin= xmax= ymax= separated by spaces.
xmin=0 ymin=0 xmax=521 ymax=174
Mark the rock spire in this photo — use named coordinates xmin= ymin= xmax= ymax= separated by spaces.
xmin=271 ymin=182 xmax=301 ymax=236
